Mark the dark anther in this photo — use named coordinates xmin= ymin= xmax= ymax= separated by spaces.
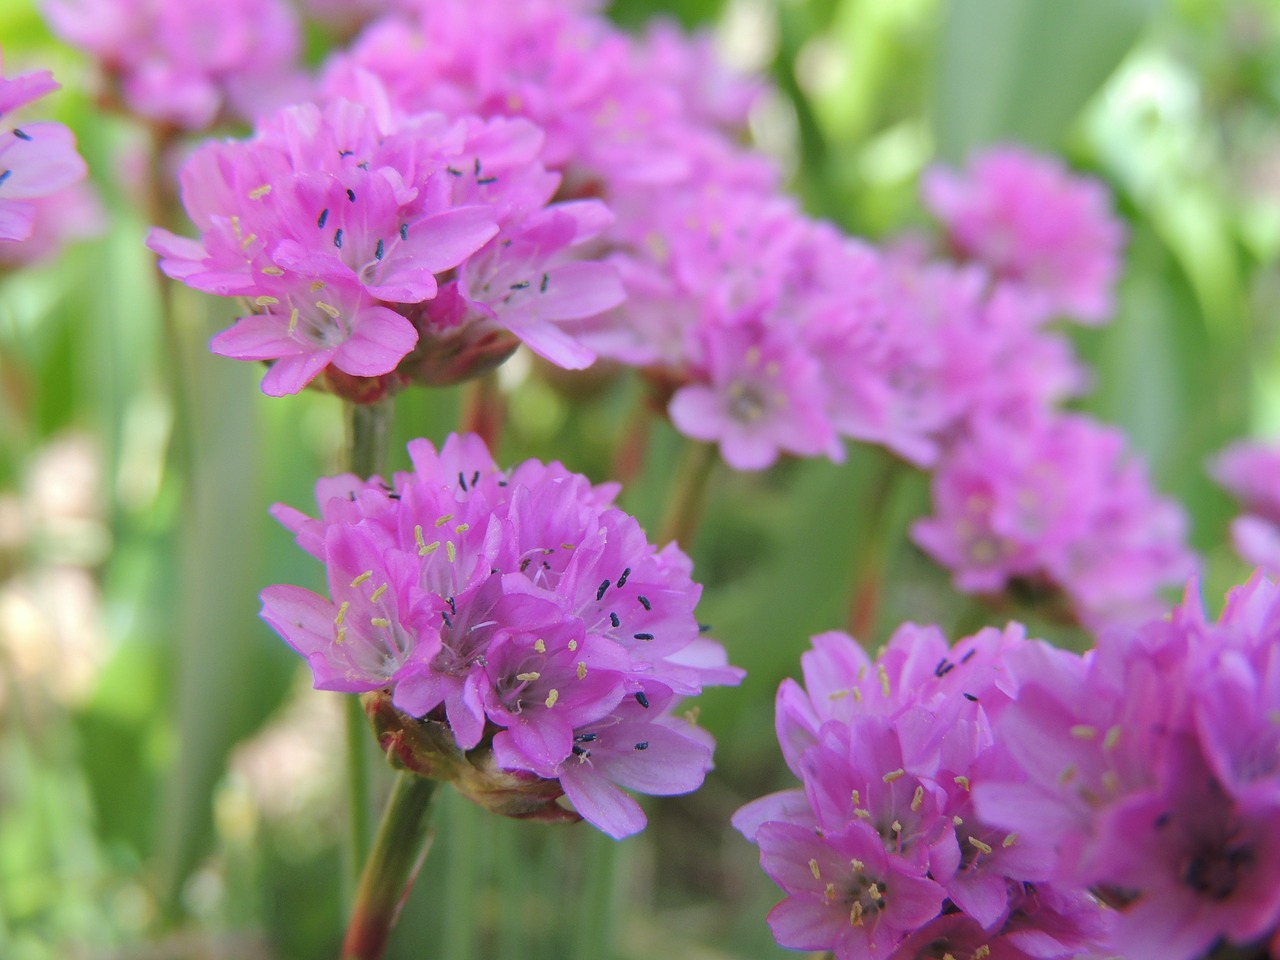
xmin=634 ymin=742 xmax=649 ymax=751
xmin=472 ymin=471 xmax=480 ymax=487
xmin=474 ymin=157 xmax=481 ymax=175
xmin=317 ymin=208 xmax=329 ymax=228
xmin=387 ymin=493 xmax=401 ymax=500
xmin=572 ymin=745 xmax=590 ymax=758
xmin=13 ymin=128 xmax=31 ymax=141
xmin=540 ymin=273 xmax=549 ymax=293
xmin=357 ymin=161 xmax=369 ymax=170
xmin=0 ymin=169 xmax=9 ymax=187
xmin=574 ymin=733 xmax=598 ymax=743
xmin=637 ymin=595 xmax=651 ymax=611
xmin=633 ymin=633 xmax=654 ymax=641
xmin=509 ymin=280 xmax=530 ymax=290
xmin=617 ymin=567 xmax=631 ymax=588
xmin=346 ymin=188 xmax=356 ymax=202
xmin=334 ymin=228 xmax=344 ymax=249
xmin=635 ymin=692 xmax=650 ymax=709
xmin=446 ymin=166 xmax=463 ymax=176
xmin=441 ymin=611 xmax=453 ymax=628
xmin=447 ymin=597 xmax=457 ymax=615
xmin=934 ymin=658 xmax=949 ymax=678
xmin=609 ymin=612 xmax=620 ymax=628
xmin=339 ymin=149 xmax=353 ymax=158
xmin=399 ymin=223 xmax=409 ymax=241
xmin=596 ymin=580 xmax=610 ymax=601
xmin=699 ymin=623 xmax=712 ymax=632
xmin=963 ymin=693 xmax=978 ymax=701
xmin=458 ymin=471 xmax=468 ymax=491
xmin=520 ymin=558 xmax=532 ymax=572
xmin=939 ymin=663 xmax=955 ymax=676
xmin=375 ymin=238 xmax=384 ymax=260
xmin=961 ymin=649 xmax=977 ymax=663
xmin=477 ymin=176 xmax=498 ymax=185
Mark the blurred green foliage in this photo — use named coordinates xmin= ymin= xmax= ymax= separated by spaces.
xmin=2 ymin=0 xmax=1279 ymax=958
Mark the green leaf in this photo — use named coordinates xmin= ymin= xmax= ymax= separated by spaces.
xmin=932 ymin=0 xmax=1152 ymax=160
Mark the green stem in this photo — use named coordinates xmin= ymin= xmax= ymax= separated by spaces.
xmin=847 ymin=453 xmax=903 ymax=641
xmin=342 ymin=397 xmax=395 ymax=899
xmin=658 ymin=439 xmax=718 ymax=549
xmin=340 ymin=773 xmax=439 ymax=960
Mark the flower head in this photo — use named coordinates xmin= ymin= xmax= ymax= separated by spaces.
xmin=263 ymin=434 xmax=741 ymax=837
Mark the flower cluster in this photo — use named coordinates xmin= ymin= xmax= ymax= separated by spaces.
xmin=262 ymin=434 xmax=742 ymax=838
xmin=975 ymin=573 xmax=1280 ymax=960
xmin=1210 ymin=438 xmax=1280 ymax=576
xmin=912 ymin=411 xmax=1196 ymax=630
xmin=149 ymin=74 xmax=622 ymax=398
xmin=901 ymin=146 xmax=1194 ymax=630
xmin=922 ymin=144 xmax=1126 ymax=325
xmin=0 ymin=53 xmax=89 ymax=248
xmin=739 ymin=572 xmax=1280 ymax=960
xmin=43 ymin=0 xmax=304 ymax=130
xmin=733 ymin=626 xmax=1111 ymax=959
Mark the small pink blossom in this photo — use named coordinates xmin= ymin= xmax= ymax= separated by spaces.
xmin=923 ymin=145 xmax=1125 ymax=324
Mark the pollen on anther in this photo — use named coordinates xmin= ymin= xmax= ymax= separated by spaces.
xmin=351 ymin=570 xmax=374 ymax=587
xmin=882 ymin=768 xmax=905 ymax=783
xmin=249 ymin=184 xmax=272 ymax=200
xmin=545 ymin=689 xmax=559 ymax=708
xmin=370 ymin=583 xmax=388 ymax=602
xmin=335 ymin=601 xmax=350 ymax=625
xmin=954 ymin=775 xmax=971 ymax=791
xmin=808 ymin=858 xmax=821 ymax=880
xmin=968 ymin=837 xmax=993 ymax=855
xmin=316 ymin=301 xmax=341 ymax=319
xmin=1069 ymin=724 xmax=1098 ymax=740
xmin=446 ymin=541 xmax=457 ymax=563
xmin=877 ymin=663 xmax=891 ymax=697
xmin=454 ymin=523 xmax=470 ymax=534
xmin=262 ymin=266 xmax=285 ymax=277
xmin=1103 ymin=726 xmax=1122 ymax=750
xmin=370 ymin=617 xmax=391 ymax=628
xmin=516 ymin=672 xmax=541 ymax=682
xmin=435 ymin=513 xmax=454 ymax=527
xmin=534 ymin=638 xmax=546 ymax=654
xmin=911 ymin=786 xmax=924 ymax=812
xmin=577 ymin=662 xmax=587 ymax=680
xmin=1002 ymin=833 xmax=1017 ymax=848
xmin=568 ymin=640 xmax=578 ymax=652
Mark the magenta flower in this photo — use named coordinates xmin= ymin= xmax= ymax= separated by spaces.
xmin=0 ymin=54 xmax=88 ymax=245
xmin=912 ymin=411 xmax=1196 ymax=629
xmin=975 ymin=573 xmax=1280 ymax=960
xmin=263 ymin=434 xmax=742 ymax=837
xmin=43 ymin=0 xmax=304 ymax=129
xmin=1211 ymin=438 xmax=1280 ymax=575
xmin=922 ymin=144 xmax=1126 ymax=324
xmin=150 ymin=78 xmax=620 ymax=397
xmin=736 ymin=627 xmax=1108 ymax=959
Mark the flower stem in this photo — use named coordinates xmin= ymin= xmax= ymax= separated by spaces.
xmin=460 ymin=371 xmax=505 ymax=450
xmin=342 ymin=397 xmax=395 ymax=898
xmin=659 ymin=439 xmax=717 ymax=548
xmin=847 ymin=453 xmax=904 ymax=640
xmin=340 ymin=772 xmax=439 ymax=960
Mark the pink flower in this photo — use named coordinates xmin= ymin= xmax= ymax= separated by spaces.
xmin=263 ymin=434 xmax=742 ymax=837
xmin=43 ymin=0 xmax=304 ymax=129
xmin=922 ymin=145 xmax=1125 ymax=324
xmin=149 ymin=78 xmax=620 ymax=396
xmin=0 ymin=54 xmax=88 ymax=245
xmin=1211 ymin=439 xmax=1280 ymax=575
xmin=912 ymin=411 xmax=1196 ymax=629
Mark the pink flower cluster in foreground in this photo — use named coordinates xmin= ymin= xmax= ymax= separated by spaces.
xmin=0 ymin=53 xmax=88 ymax=247
xmin=43 ymin=0 xmax=304 ymax=130
xmin=738 ymin=572 xmax=1280 ymax=960
xmin=1211 ymin=438 xmax=1280 ymax=576
xmin=149 ymin=74 xmax=622 ymax=397
xmin=262 ymin=434 xmax=742 ymax=838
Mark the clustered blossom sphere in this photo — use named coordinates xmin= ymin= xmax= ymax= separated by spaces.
xmin=975 ymin=573 xmax=1280 ymax=960
xmin=740 ymin=572 xmax=1280 ymax=960
xmin=1210 ymin=438 xmax=1280 ymax=576
xmin=922 ymin=144 xmax=1126 ymax=324
xmin=262 ymin=434 xmax=742 ymax=838
xmin=912 ymin=411 xmax=1196 ymax=630
xmin=148 ymin=73 xmax=622 ymax=398
xmin=0 ymin=53 xmax=89 ymax=246
xmin=734 ymin=626 xmax=1111 ymax=959
xmin=43 ymin=0 xmax=304 ymax=130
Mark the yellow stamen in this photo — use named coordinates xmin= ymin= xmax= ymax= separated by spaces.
xmin=309 ymin=280 xmax=326 ymax=292
xmin=849 ymin=901 xmax=864 ymax=927
xmin=577 ymin=661 xmax=588 ymax=680
xmin=850 ymin=859 xmax=864 ymax=873
xmin=1104 ymin=725 xmax=1122 ymax=750
xmin=315 ymin=301 xmax=340 ymax=319
xmin=828 ymin=689 xmax=849 ymax=701
xmin=255 ymin=295 xmax=279 ymax=306
xmin=249 ymin=184 xmax=272 ymax=199
xmin=534 ymin=639 xmax=546 ymax=654
xmin=878 ymin=663 xmax=891 ymax=697
xmin=369 ymin=583 xmax=387 ymax=603
xmin=560 ymin=543 xmax=575 ymax=550
xmin=334 ymin=601 xmax=350 ymax=625
xmin=954 ymin=775 xmax=971 ymax=791
xmin=808 ymin=859 xmax=821 ymax=880
xmin=824 ymin=882 xmax=837 ymax=902
xmin=544 ymin=689 xmax=559 ymax=709
xmin=968 ymin=837 xmax=993 ymax=855
xmin=974 ymin=947 xmax=991 ymax=960
xmin=446 ymin=541 xmax=456 ymax=563
xmin=1070 ymin=724 xmax=1098 ymax=740
xmin=882 ymin=768 xmax=905 ymax=783
xmin=261 ymin=266 xmax=284 ymax=277
xmin=568 ymin=640 xmax=578 ymax=652
xmin=435 ymin=513 xmax=454 ymax=527
xmin=454 ymin=523 xmax=470 ymax=534
xmin=516 ymin=672 xmax=540 ymax=682
xmin=335 ymin=626 xmax=346 ymax=645
xmin=370 ymin=617 xmax=391 ymax=628
xmin=288 ymin=308 xmax=299 ymax=334
xmin=1002 ymin=833 xmax=1018 ymax=848
xmin=911 ymin=785 xmax=924 ymax=812
xmin=350 ymin=570 xmax=374 ymax=587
